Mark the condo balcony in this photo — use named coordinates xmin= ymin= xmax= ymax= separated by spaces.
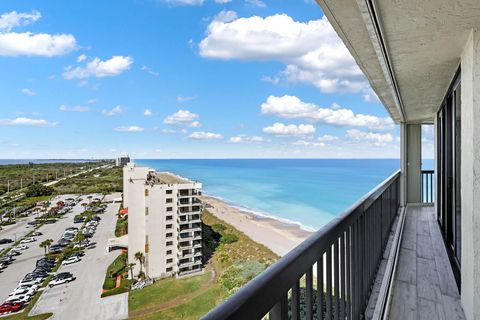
xmin=203 ymin=170 xmax=464 ymax=319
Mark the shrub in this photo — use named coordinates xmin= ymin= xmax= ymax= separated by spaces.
xmin=220 ymin=261 xmax=266 ymax=294
xmin=26 ymin=184 xmax=54 ymax=197
xmin=103 ymin=278 xmax=116 ymax=290
xmin=211 ymin=223 xmax=226 ymax=234
xmin=221 ymin=233 xmax=239 ymax=244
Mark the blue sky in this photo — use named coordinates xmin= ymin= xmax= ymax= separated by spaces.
xmin=0 ymin=0 xmax=408 ymax=159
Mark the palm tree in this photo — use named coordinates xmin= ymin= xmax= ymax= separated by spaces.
xmin=128 ymin=262 xmax=136 ymax=280
xmin=45 ymin=239 xmax=53 ymax=252
xmin=39 ymin=240 xmax=48 ymax=255
xmin=134 ymin=251 xmax=145 ymax=275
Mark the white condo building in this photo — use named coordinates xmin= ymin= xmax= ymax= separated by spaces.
xmin=123 ymin=163 xmax=203 ymax=279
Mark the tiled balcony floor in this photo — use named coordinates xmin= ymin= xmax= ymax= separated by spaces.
xmin=389 ymin=205 xmax=465 ymax=319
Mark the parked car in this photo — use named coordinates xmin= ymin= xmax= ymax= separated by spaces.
xmin=62 ymin=256 xmax=80 ymax=265
xmin=0 ymin=302 xmax=24 ymax=314
xmin=0 ymin=238 xmax=13 ymax=244
xmin=49 ymin=245 xmax=63 ymax=253
xmin=49 ymin=275 xmax=76 ymax=287
xmin=7 ymin=250 xmax=21 ymax=256
xmin=20 ymin=237 xmax=36 ymax=244
xmin=18 ymin=278 xmax=42 ymax=286
xmin=14 ymin=245 xmax=28 ymax=250
xmin=31 ymin=231 xmax=42 ymax=236
xmin=5 ymin=294 xmax=32 ymax=304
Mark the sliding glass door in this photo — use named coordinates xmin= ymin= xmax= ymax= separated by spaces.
xmin=437 ymin=70 xmax=461 ymax=288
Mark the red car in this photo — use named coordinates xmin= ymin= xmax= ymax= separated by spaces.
xmin=0 ymin=302 xmax=24 ymax=314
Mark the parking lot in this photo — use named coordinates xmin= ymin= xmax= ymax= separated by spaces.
xmin=0 ymin=194 xmax=86 ymax=303
xmin=0 ymin=215 xmax=37 ymax=253
xmin=29 ymin=193 xmax=128 ymax=320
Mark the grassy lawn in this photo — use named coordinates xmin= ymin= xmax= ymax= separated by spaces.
xmin=128 ymin=210 xmax=279 ymax=319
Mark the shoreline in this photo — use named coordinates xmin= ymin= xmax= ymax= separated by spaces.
xmin=201 ymin=195 xmax=314 ymax=257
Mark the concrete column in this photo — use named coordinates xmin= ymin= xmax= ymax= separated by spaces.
xmin=460 ymin=29 xmax=480 ymax=320
xmin=400 ymin=123 xmax=422 ymax=205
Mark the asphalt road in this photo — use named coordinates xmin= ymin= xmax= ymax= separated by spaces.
xmin=29 ymin=193 xmax=128 ymax=320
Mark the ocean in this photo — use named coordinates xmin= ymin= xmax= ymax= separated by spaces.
xmin=135 ymin=159 xmax=430 ymax=230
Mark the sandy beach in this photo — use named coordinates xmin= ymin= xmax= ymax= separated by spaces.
xmin=201 ymin=196 xmax=313 ymax=257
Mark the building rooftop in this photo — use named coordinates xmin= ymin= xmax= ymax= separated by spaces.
xmin=148 ymin=172 xmax=191 ymax=185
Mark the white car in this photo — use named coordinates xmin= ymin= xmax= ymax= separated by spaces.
xmin=5 ymin=294 xmax=32 ymax=304
xmin=48 ymin=275 xmax=76 ymax=287
xmin=16 ymin=284 xmax=39 ymax=291
xmin=9 ymin=288 xmax=36 ymax=296
xmin=14 ymin=245 xmax=28 ymax=250
xmin=18 ymin=278 xmax=42 ymax=286
xmin=62 ymin=256 xmax=80 ymax=265
xmin=20 ymin=237 xmax=36 ymax=244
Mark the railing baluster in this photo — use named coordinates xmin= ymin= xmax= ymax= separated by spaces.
xmin=346 ymin=227 xmax=351 ymax=320
xmin=326 ymin=245 xmax=332 ymax=320
xmin=340 ymin=232 xmax=346 ymax=319
xmin=269 ymin=293 xmax=288 ymax=320
xmin=292 ymin=280 xmax=300 ymax=320
xmin=306 ymin=268 xmax=313 ymax=320
xmin=317 ymin=255 xmax=324 ymax=320
xmin=334 ymin=238 xmax=339 ymax=320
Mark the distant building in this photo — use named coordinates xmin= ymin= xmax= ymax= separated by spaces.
xmin=123 ymin=163 xmax=203 ymax=279
xmin=116 ymin=155 xmax=130 ymax=167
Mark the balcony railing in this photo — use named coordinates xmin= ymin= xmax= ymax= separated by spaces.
xmin=421 ymin=169 xmax=434 ymax=203
xmin=203 ymin=170 xmax=401 ymax=320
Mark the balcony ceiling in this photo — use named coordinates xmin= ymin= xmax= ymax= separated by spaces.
xmin=316 ymin=0 xmax=480 ymax=123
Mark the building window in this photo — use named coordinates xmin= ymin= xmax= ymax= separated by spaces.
xmin=166 ymin=241 xmax=173 ymax=246
xmin=166 ymin=224 xmax=173 ymax=229
xmin=166 ymin=258 xmax=173 ymax=263
xmin=145 ymin=207 xmax=149 ymax=216
xmin=166 ymin=190 xmax=173 ymax=194
xmin=166 ymin=267 xmax=173 ymax=272
xmin=166 ymin=232 xmax=173 ymax=238
xmin=166 ymin=215 xmax=173 ymax=221
xmin=145 ymin=189 xmax=149 ymax=196
xmin=166 ymin=207 xmax=173 ymax=212
xmin=166 ymin=198 xmax=173 ymax=203
xmin=166 ymin=250 xmax=172 ymax=255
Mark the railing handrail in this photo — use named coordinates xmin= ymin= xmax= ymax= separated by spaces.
xmin=203 ymin=170 xmax=401 ymax=320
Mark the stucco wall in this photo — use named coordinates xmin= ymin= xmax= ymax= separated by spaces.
xmin=460 ymin=29 xmax=480 ymax=320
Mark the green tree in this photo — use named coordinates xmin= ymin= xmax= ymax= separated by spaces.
xmin=25 ymin=183 xmax=54 ymax=197
xmin=128 ymin=262 xmax=136 ymax=280
xmin=134 ymin=251 xmax=145 ymax=276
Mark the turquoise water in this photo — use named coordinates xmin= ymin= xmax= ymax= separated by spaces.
xmin=136 ymin=159 xmax=403 ymax=230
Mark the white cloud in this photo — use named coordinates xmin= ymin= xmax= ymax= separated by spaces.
xmin=163 ymin=0 xmax=204 ymax=5
xmin=200 ymin=14 xmax=373 ymax=98
xmin=63 ymin=56 xmax=133 ymax=79
xmin=59 ymin=105 xmax=91 ymax=112
xmin=0 ymin=32 xmax=77 ymax=57
xmin=215 ymin=0 xmax=232 ymax=3
xmin=346 ymin=129 xmax=393 ymax=146
xmin=263 ymin=122 xmax=315 ymax=136
xmin=292 ymin=140 xmax=325 ymax=147
xmin=213 ymin=10 xmax=237 ymax=23
xmin=77 ymin=54 xmax=86 ymax=62
xmin=141 ymin=65 xmax=159 ymax=76
xmin=164 ymin=109 xmax=199 ymax=125
xmin=261 ymin=95 xmax=394 ymax=130
xmin=189 ymin=121 xmax=201 ymax=128
xmin=317 ymin=135 xmax=338 ymax=142
xmin=114 ymin=126 xmax=144 ymax=132
xmin=0 ymin=117 xmax=57 ymax=127
xmin=21 ymin=88 xmax=35 ymax=96
xmin=245 ymin=0 xmax=266 ymax=8
xmin=188 ymin=131 xmax=223 ymax=140
xmin=102 ymin=106 xmax=124 ymax=117
xmin=144 ymin=109 xmax=153 ymax=116
xmin=229 ymin=135 xmax=264 ymax=143
xmin=0 ymin=11 xmax=41 ymax=32
xmin=87 ymin=98 xmax=97 ymax=104
xmin=176 ymin=95 xmax=195 ymax=102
